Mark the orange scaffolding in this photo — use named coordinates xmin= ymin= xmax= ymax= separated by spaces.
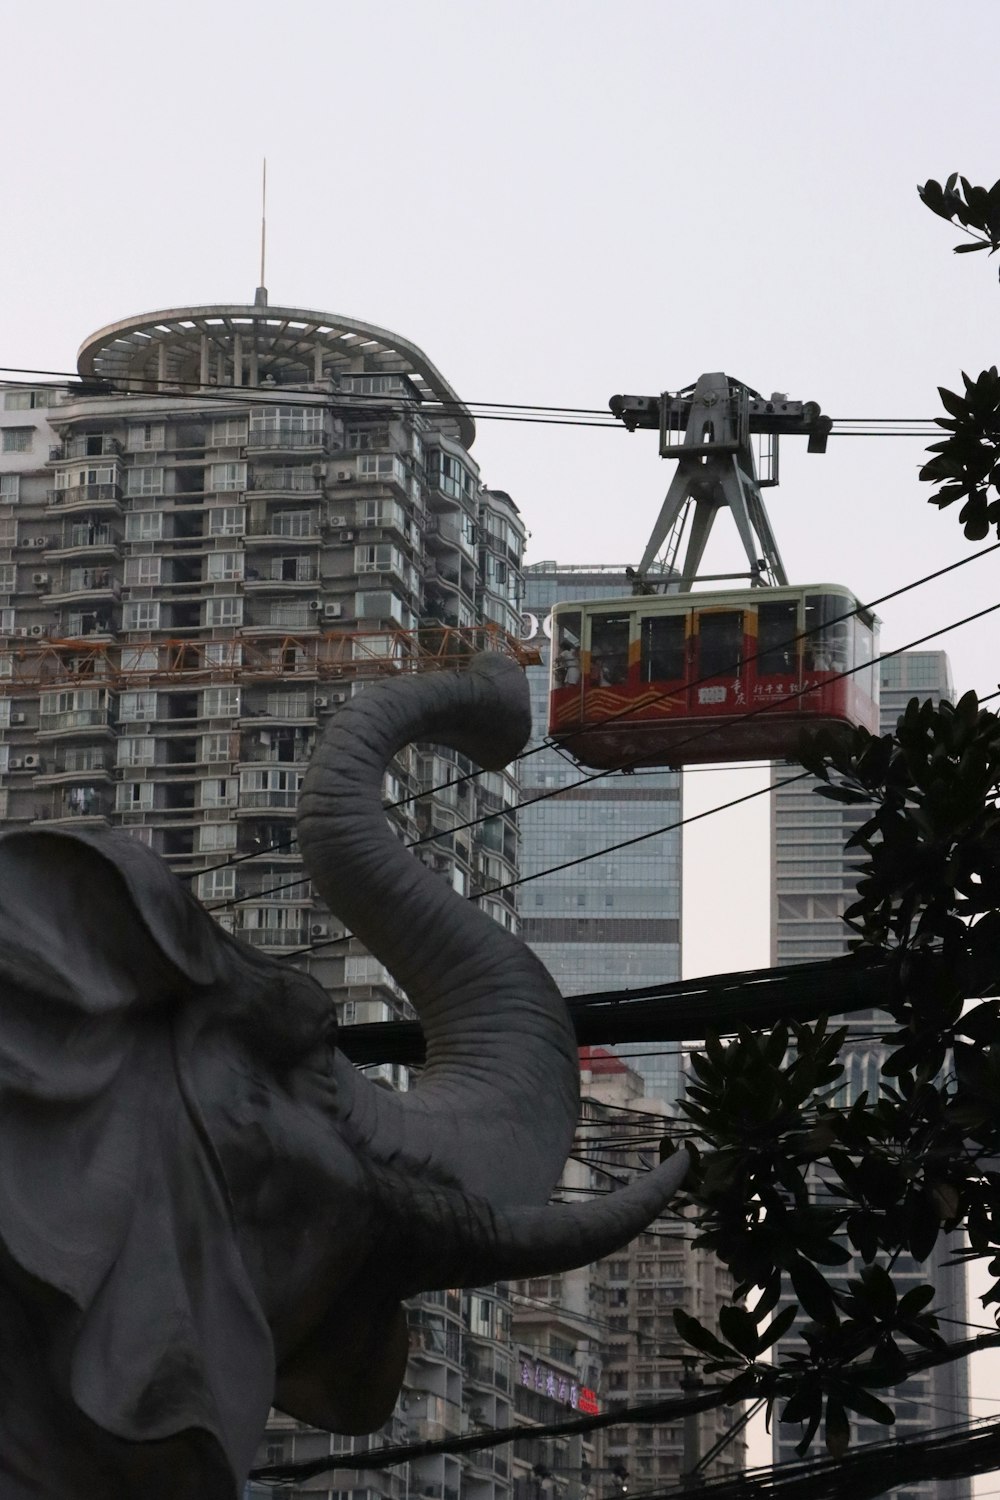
xmin=0 ymin=624 xmax=541 ymax=695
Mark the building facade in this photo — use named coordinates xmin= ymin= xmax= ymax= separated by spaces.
xmin=770 ymin=650 xmax=971 ymax=1500
xmin=519 ymin=562 xmax=683 ymax=1104
xmin=0 ymin=298 xmax=530 ymax=1500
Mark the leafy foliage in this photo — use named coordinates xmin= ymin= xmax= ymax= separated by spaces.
xmin=918 ymin=177 xmax=1000 ymax=538
xmin=667 ymin=169 xmax=1000 ymax=1468
xmin=674 ymin=696 xmax=1000 ymax=1454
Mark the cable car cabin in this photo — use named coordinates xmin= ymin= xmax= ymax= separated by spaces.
xmin=547 ymin=585 xmax=879 ymax=770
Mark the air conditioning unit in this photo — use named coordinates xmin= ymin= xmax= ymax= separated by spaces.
xmin=10 ymin=712 xmax=25 ymax=725
xmin=11 ymin=627 xmax=29 ymax=638
xmin=339 ymin=530 xmax=355 ymax=542
xmin=23 ymin=754 xmax=40 ymax=770
xmin=35 ymin=537 xmax=52 ymax=549
xmin=9 ymin=758 xmax=23 ymax=770
xmin=329 ymin=691 xmax=347 ymax=705
xmin=29 ymin=625 xmax=45 ymax=637
xmin=323 ymin=602 xmax=342 ymax=619
xmin=314 ymin=695 xmax=329 ymax=710
xmin=310 ymin=923 xmax=329 ymax=938
xmin=336 ymin=469 xmax=353 ymax=482
xmin=328 ymin=514 xmax=348 ymax=528
xmin=31 ymin=573 xmax=50 ymax=587
xmin=23 ymin=538 xmax=41 ymax=550
xmin=308 ymin=599 xmax=323 ymax=612
xmin=311 ymin=463 xmax=324 ymax=478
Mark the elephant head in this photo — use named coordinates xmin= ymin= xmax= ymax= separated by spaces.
xmin=0 ymin=653 xmax=685 ymax=1499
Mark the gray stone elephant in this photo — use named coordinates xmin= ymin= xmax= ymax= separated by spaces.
xmin=0 ymin=654 xmax=685 ymax=1499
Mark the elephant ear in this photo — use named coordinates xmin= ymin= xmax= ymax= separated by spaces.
xmin=274 ymin=1291 xmax=409 ymax=1435
xmin=0 ymin=827 xmax=232 ymax=1011
xmin=0 ymin=828 xmax=275 ymax=1489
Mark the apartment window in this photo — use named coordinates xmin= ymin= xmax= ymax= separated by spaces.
xmin=207 ymin=552 xmax=244 ymax=582
xmin=210 ymin=418 xmax=248 ymax=447
xmin=198 ymin=869 xmax=235 ymax=902
xmin=357 ymin=453 xmax=401 ymax=483
xmin=199 ymin=822 xmax=237 ymax=852
xmin=204 ymin=642 xmax=241 ymax=669
xmin=124 ymin=556 xmax=162 ymax=586
xmin=0 ymin=475 xmax=19 ymax=503
xmin=201 ymin=777 xmax=238 ymax=808
xmin=356 ymin=590 xmax=404 ymax=623
xmin=203 ymin=687 xmax=240 ymax=716
xmin=0 ymin=564 xmax=15 ymax=593
xmin=208 ymin=461 xmax=247 ymax=492
xmin=0 ymin=615 xmax=10 ymax=640
xmin=346 ymin=426 xmax=390 ymax=451
xmin=116 ymin=781 xmax=154 ymax=812
xmin=123 ymin=601 xmax=161 ymax=631
xmin=127 ymin=423 xmax=166 ymax=451
xmin=116 ymin=737 xmax=155 ymax=767
xmin=125 ymin=467 xmax=164 ymax=497
xmin=2 ymin=428 xmax=32 ymax=453
xmin=119 ymin=689 xmax=157 ymax=721
xmin=208 ymin=505 xmax=246 ymax=536
xmin=125 ymin=511 xmax=163 ymax=541
xmin=354 ymin=543 xmax=404 ymax=575
xmin=206 ymin=596 xmax=243 ymax=627
xmin=5 ymin=390 xmax=47 ymax=410
xmin=270 ymin=554 xmax=312 ymax=582
xmin=249 ymin=405 xmax=324 ymax=444
xmin=201 ymin=732 xmax=232 ymax=762
xmin=273 ymin=509 xmax=312 ymax=538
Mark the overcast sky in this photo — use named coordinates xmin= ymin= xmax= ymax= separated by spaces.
xmin=5 ymin=0 xmax=1000 ymax=1466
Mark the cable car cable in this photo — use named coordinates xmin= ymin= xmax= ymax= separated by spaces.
xmin=198 ymin=556 xmax=1000 ymax=909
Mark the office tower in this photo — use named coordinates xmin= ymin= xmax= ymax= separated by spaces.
xmin=0 ymin=297 xmax=529 ymax=1500
xmin=519 ymin=561 xmax=683 ymax=1104
xmin=770 ymin=650 xmax=970 ymax=1500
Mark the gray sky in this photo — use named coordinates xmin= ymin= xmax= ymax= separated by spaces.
xmin=5 ymin=0 xmax=1000 ymax=1468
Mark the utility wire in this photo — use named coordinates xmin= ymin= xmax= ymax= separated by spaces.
xmin=195 ymin=538 xmax=1000 ymax=894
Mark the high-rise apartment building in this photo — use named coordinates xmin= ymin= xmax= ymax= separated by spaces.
xmin=770 ymin=650 xmax=970 ymax=1500
xmin=519 ymin=562 xmax=683 ymax=1103
xmin=0 ymin=297 xmax=529 ymax=1500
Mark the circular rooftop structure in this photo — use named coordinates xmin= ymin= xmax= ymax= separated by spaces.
xmin=76 ymin=302 xmax=475 ymax=448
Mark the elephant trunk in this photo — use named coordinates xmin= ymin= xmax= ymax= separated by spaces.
xmin=296 ymin=654 xmax=579 ymax=1208
xmin=380 ymin=1150 xmax=691 ymax=1295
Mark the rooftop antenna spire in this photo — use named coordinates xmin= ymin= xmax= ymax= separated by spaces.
xmin=255 ymin=158 xmax=268 ymax=307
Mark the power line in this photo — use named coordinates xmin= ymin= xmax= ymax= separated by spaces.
xmin=192 ymin=536 xmax=1000 ymax=892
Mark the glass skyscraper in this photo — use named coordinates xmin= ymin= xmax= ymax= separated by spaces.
xmin=519 ymin=562 xmax=683 ymax=1104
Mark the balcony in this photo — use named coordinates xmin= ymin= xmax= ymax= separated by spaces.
xmin=246 ymin=429 xmax=329 ymax=454
xmin=47 ymin=525 xmax=121 ymax=560
xmin=244 ymin=563 xmax=320 ymax=589
xmin=46 ymin=483 xmax=123 ymax=514
xmin=33 ymin=786 xmax=114 ymax=825
xmin=243 ymin=606 xmax=321 ymax=632
xmin=246 ymin=517 xmax=321 ymax=543
xmin=239 ymin=926 xmax=310 ymax=949
xmin=51 ymin=436 xmax=122 ymax=462
xmin=37 ymin=708 xmax=115 ymax=737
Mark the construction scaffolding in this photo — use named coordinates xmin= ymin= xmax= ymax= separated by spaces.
xmin=0 ymin=624 xmax=541 ymax=695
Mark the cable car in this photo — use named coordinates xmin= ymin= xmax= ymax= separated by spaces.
xmin=547 ymin=584 xmax=879 ymax=770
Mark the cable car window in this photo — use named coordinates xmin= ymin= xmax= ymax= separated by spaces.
xmin=803 ymin=594 xmax=854 ymax=674
xmin=698 ymin=611 xmax=743 ymax=678
xmin=553 ymin=611 xmax=582 ymax=686
xmin=853 ymin=615 xmax=874 ymax=698
xmin=590 ymin=615 xmax=631 ymax=685
xmin=756 ymin=600 xmax=799 ymax=675
xmin=640 ymin=615 xmax=685 ymax=682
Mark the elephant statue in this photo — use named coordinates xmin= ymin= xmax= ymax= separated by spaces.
xmin=0 ymin=653 xmax=686 ymax=1499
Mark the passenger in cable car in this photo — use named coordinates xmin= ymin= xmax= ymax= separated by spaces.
xmin=590 ymin=617 xmax=629 ymax=686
